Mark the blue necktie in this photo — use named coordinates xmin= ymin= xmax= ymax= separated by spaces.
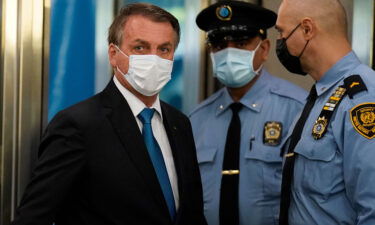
xmin=138 ymin=108 xmax=176 ymax=220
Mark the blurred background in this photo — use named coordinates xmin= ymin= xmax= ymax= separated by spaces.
xmin=0 ymin=0 xmax=373 ymax=224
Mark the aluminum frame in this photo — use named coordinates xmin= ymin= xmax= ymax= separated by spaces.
xmin=0 ymin=0 xmax=48 ymax=224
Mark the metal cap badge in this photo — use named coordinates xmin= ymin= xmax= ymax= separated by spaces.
xmin=216 ymin=5 xmax=232 ymax=21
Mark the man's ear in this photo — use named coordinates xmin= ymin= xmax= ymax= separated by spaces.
xmin=301 ymin=17 xmax=315 ymax=40
xmin=260 ymin=39 xmax=270 ymax=61
xmin=108 ymin=43 xmax=118 ymax=68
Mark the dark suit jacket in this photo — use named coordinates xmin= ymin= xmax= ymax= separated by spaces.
xmin=12 ymin=81 xmax=207 ymax=225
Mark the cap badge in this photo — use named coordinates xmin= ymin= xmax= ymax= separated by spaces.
xmin=216 ymin=5 xmax=232 ymax=21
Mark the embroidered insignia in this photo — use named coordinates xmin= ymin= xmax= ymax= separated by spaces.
xmin=350 ymin=82 xmax=360 ymax=88
xmin=312 ymin=86 xmax=346 ymax=140
xmin=263 ymin=121 xmax=282 ymax=146
xmin=343 ymin=75 xmax=367 ymax=99
xmin=350 ymin=103 xmax=375 ymax=139
xmin=216 ymin=5 xmax=232 ymax=21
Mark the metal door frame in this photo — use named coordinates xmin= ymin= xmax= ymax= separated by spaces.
xmin=0 ymin=0 xmax=49 ymax=224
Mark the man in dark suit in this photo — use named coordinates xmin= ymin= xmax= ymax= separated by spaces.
xmin=11 ymin=3 xmax=207 ymax=225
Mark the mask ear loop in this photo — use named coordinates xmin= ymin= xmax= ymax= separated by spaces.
xmin=116 ymin=66 xmax=127 ymax=76
xmin=298 ymin=40 xmax=310 ymax=58
xmin=285 ymin=23 xmax=301 ymax=41
xmin=112 ymin=44 xmax=130 ymax=76
xmin=254 ymin=64 xmax=264 ymax=75
xmin=252 ymin=40 xmax=264 ymax=74
xmin=254 ymin=40 xmax=262 ymax=52
xmin=114 ymin=44 xmax=129 ymax=58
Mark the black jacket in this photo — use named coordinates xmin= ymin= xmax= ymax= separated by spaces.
xmin=12 ymin=81 xmax=207 ymax=225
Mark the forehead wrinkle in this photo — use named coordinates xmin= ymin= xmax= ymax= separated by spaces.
xmin=132 ymin=39 xmax=149 ymax=44
xmin=123 ymin=15 xmax=176 ymax=48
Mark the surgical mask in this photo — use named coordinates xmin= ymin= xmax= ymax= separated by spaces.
xmin=210 ymin=42 xmax=262 ymax=88
xmin=276 ymin=24 xmax=309 ymax=75
xmin=115 ymin=45 xmax=173 ymax=96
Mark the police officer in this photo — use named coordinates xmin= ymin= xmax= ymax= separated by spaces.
xmin=276 ymin=0 xmax=375 ymax=224
xmin=189 ymin=1 xmax=307 ymax=225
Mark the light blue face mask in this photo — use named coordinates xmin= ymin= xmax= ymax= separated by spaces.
xmin=210 ymin=42 xmax=263 ymax=88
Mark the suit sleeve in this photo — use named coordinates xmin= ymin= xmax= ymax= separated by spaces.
xmin=12 ymin=111 xmax=86 ymax=225
xmin=184 ymin=117 xmax=208 ymax=225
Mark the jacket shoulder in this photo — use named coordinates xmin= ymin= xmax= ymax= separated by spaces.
xmin=161 ymin=101 xmax=189 ymax=121
xmin=50 ymin=93 xmax=103 ymax=127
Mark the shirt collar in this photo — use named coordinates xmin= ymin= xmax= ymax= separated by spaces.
xmin=315 ymin=51 xmax=361 ymax=96
xmin=215 ymin=69 xmax=269 ymax=116
xmin=113 ymin=76 xmax=163 ymax=120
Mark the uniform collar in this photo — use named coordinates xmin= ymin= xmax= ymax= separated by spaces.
xmin=315 ymin=51 xmax=361 ymax=96
xmin=215 ymin=69 xmax=270 ymax=116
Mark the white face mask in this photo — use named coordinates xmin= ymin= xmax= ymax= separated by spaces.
xmin=210 ymin=41 xmax=262 ymax=88
xmin=115 ymin=45 xmax=173 ymax=96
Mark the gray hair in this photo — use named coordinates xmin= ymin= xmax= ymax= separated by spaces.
xmin=107 ymin=3 xmax=180 ymax=47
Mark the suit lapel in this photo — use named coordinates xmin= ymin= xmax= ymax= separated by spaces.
xmin=100 ymin=81 xmax=170 ymax=217
xmin=161 ymin=102 xmax=186 ymax=219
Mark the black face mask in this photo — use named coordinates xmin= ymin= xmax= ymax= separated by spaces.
xmin=276 ymin=24 xmax=309 ymax=75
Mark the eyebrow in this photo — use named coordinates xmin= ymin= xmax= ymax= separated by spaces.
xmin=159 ymin=42 xmax=173 ymax=47
xmin=132 ymin=39 xmax=173 ymax=48
xmin=275 ymin=25 xmax=282 ymax=31
xmin=132 ymin=39 xmax=150 ymax=46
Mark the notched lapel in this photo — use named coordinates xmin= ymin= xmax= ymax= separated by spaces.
xmin=100 ymin=81 xmax=170 ymax=216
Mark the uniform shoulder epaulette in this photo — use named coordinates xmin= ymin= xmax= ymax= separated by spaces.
xmin=343 ymin=75 xmax=367 ymax=99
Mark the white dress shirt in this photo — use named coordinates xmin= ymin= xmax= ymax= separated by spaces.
xmin=113 ymin=76 xmax=179 ymax=209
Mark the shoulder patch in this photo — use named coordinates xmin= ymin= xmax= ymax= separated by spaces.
xmin=350 ymin=103 xmax=375 ymax=139
xmin=343 ymin=75 xmax=367 ymax=99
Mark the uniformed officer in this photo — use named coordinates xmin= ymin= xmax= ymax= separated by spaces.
xmin=189 ymin=1 xmax=307 ymax=225
xmin=276 ymin=0 xmax=375 ymax=224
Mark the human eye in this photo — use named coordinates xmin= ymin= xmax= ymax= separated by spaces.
xmin=275 ymin=27 xmax=283 ymax=39
xmin=159 ymin=47 xmax=171 ymax=54
xmin=133 ymin=45 xmax=145 ymax=53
